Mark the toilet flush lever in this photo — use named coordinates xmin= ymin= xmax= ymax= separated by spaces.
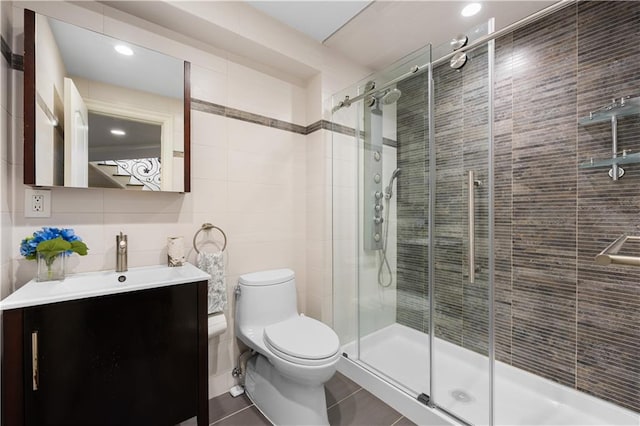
xmin=234 ymin=285 xmax=241 ymax=298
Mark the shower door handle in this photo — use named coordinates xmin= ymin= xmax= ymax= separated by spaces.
xmin=468 ymin=170 xmax=477 ymax=285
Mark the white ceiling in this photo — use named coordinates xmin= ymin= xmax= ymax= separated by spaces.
xmin=246 ymin=1 xmax=557 ymax=71
xmin=246 ymin=1 xmax=372 ymax=42
xmin=99 ymin=1 xmax=559 ymax=82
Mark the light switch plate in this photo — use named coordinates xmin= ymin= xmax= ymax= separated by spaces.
xmin=25 ymin=188 xmax=51 ymax=218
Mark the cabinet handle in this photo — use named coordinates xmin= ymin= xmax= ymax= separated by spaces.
xmin=31 ymin=331 xmax=38 ymax=391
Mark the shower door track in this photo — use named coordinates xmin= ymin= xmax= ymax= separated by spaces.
xmin=415 ymin=392 xmax=474 ymax=426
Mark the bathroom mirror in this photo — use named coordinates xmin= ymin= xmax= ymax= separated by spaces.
xmin=23 ymin=9 xmax=191 ymax=192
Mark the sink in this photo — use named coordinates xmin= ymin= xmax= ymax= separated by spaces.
xmin=0 ymin=263 xmax=210 ymax=310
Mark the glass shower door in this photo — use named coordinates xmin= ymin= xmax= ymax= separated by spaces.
xmin=356 ymin=45 xmax=433 ymax=398
xmin=430 ymin=22 xmax=493 ymax=425
xmin=331 ymin=22 xmax=495 ymax=423
xmin=331 ymin=44 xmax=433 ymax=399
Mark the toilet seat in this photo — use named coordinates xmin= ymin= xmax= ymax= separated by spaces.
xmin=263 ymin=316 xmax=339 ymax=366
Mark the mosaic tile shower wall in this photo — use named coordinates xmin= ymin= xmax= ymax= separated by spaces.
xmin=574 ymin=2 xmax=640 ymax=411
xmin=396 ymin=72 xmax=430 ymax=333
xmin=496 ymin=3 xmax=579 ymax=391
xmin=396 ymin=47 xmax=491 ymax=355
xmin=396 ymin=2 xmax=640 ymax=412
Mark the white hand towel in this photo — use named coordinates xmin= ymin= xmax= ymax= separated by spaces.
xmin=197 ymin=251 xmax=227 ymax=314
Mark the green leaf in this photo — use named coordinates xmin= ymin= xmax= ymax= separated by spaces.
xmin=36 ymin=237 xmax=71 ymax=262
xmin=70 ymin=240 xmax=89 ymax=256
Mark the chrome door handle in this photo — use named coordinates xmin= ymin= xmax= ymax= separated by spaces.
xmin=468 ymin=171 xmax=481 ymax=284
xmin=468 ymin=171 xmax=475 ymax=284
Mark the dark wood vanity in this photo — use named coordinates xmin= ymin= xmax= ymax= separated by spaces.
xmin=1 ymin=266 xmax=209 ymax=426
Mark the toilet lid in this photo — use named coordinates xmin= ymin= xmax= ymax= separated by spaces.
xmin=263 ymin=316 xmax=339 ymax=360
xmin=239 ymin=269 xmax=294 ymax=286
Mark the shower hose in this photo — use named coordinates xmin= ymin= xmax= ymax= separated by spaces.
xmin=377 ymin=194 xmax=393 ymax=288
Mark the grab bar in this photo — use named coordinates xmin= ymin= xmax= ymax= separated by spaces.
xmin=595 ymin=234 xmax=640 ymax=266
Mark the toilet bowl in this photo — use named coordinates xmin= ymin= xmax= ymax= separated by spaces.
xmin=235 ymin=269 xmax=340 ymax=426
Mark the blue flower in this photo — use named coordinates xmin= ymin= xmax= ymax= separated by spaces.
xmin=20 ymin=227 xmax=87 ymax=259
xmin=59 ymin=228 xmax=80 ymax=242
xmin=20 ymin=236 xmax=38 ymax=259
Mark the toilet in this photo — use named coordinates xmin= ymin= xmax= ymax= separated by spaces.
xmin=235 ymin=269 xmax=340 ymax=426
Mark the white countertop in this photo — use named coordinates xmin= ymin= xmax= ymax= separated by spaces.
xmin=0 ymin=263 xmax=211 ymax=311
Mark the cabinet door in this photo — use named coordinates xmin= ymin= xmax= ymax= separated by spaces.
xmin=23 ymin=284 xmax=199 ymax=426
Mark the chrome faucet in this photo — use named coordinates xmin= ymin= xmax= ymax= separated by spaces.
xmin=116 ymin=232 xmax=128 ymax=273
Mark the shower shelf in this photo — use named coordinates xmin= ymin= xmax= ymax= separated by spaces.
xmin=578 ymin=94 xmax=640 ymax=180
xmin=578 ymin=96 xmax=640 ymax=125
xmin=579 ymin=152 xmax=640 ymax=169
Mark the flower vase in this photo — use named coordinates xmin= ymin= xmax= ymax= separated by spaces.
xmin=36 ymin=252 xmax=65 ymax=282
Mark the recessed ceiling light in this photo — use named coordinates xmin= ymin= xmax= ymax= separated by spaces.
xmin=114 ymin=45 xmax=133 ymax=56
xmin=461 ymin=3 xmax=482 ymax=17
xmin=110 ymin=129 xmax=126 ymax=136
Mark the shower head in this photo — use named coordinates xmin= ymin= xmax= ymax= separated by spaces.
xmin=381 ymin=88 xmax=402 ymax=105
xmin=368 ymin=88 xmax=402 ymax=109
xmin=385 ymin=168 xmax=401 ymax=199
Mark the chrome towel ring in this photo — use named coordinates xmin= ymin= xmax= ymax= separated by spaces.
xmin=193 ymin=223 xmax=227 ymax=254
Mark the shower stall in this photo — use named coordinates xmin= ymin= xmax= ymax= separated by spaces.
xmin=331 ymin=3 xmax=640 ymax=425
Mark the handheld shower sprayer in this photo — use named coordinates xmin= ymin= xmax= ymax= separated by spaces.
xmin=385 ymin=168 xmax=401 ymax=199
xmin=378 ymin=168 xmax=401 ymax=289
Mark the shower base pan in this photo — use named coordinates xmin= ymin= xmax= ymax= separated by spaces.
xmin=340 ymin=323 xmax=638 ymax=426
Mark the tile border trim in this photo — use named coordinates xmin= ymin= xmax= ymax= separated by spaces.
xmin=1 ymin=36 xmax=11 ymax=66
xmin=2 ymin=37 xmax=24 ymax=71
xmin=192 ymin=98 xmax=307 ymax=135
xmin=192 ymin=98 xmax=397 ymax=147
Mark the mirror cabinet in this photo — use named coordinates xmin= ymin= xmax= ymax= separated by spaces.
xmin=23 ymin=9 xmax=191 ymax=192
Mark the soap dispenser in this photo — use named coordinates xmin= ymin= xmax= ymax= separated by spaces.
xmin=116 ymin=232 xmax=128 ymax=272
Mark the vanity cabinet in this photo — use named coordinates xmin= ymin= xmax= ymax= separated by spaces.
xmin=2 ymin=278 xmax=208 ymax=426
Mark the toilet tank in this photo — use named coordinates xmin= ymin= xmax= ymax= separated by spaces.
xmin=236 ymin=269 xmax=298 ymax=329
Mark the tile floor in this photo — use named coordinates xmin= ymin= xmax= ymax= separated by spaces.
xmin=206 ymin=372 xmax=417 ymax=426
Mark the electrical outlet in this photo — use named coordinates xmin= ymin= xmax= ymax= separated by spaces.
xmin=33 ymin=195 xmax=44 ymax=212
xmin=25 ymin=188 xmax=51 ymax=218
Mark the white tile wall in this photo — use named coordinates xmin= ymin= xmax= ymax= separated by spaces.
xmin=305 ymin=129 xmax=333 ymax=325
xmin=227 ymin=62 xmax=307 ymax=126
xmin=191 ymin=64 xmax=228 ymax=106
xmin=0 ymin=0 xmax=13 ymax=299
xmin=1 ymin=0 xmax=14 ymax=390
xmin=305 ymin=74 xmax=323 ymax=124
